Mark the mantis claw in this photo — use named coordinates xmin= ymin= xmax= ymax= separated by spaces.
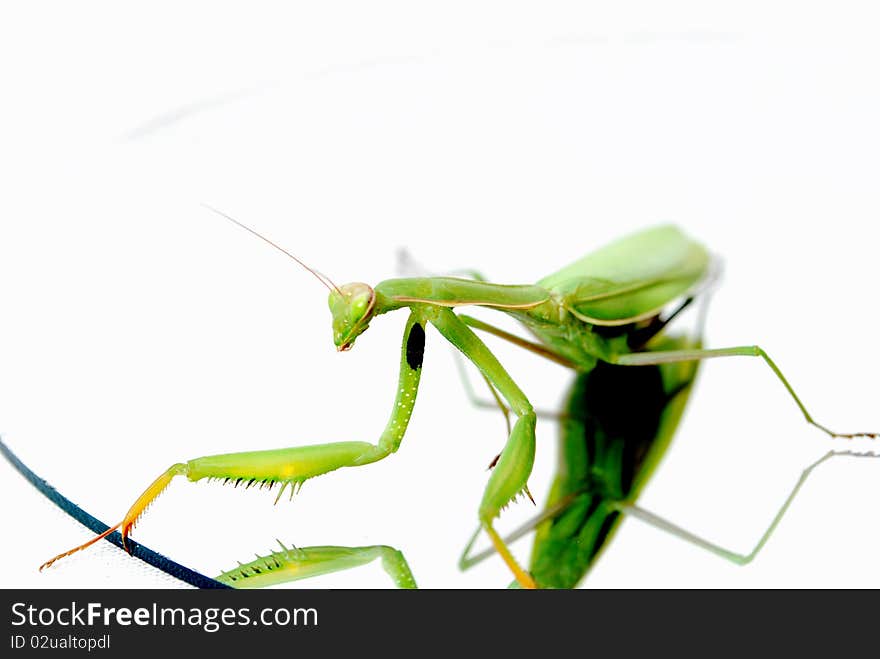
xmin=833 ymin=431 xmax=878 ymax=440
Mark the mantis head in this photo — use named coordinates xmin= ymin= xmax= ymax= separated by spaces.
xmin=329 ymin=282 xmax=376 ymax=351
xmin=201 ymin=206 xmax=376 ymax=351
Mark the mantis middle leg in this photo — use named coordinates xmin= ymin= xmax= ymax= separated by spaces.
xmin=428 ymin=307 xmax=539 ymax=588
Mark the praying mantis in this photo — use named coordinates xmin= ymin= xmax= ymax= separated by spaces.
xmin=37 ymin=219 xmax=878 ymax=589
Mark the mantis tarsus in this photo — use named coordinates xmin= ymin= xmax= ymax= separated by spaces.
xmin=39 ymin=219 xmax=878 ymax=588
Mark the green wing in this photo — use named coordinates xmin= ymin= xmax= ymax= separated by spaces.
xmin=537 ymin=225 xmax=710 ymax=325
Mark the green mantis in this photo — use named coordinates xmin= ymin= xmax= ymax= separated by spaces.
xmin=39 ymin=221 xmax=878 ymax=588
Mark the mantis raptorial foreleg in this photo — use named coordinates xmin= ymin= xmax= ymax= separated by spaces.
xmin=40 ymin=312 xmax=427 ymax=570
xmin=612 ymin=346 xmax=878 ymax=440
xmin=42 ymin=306 xmax=544 ymax=589
xmin=458 ymin=491 xmax=583 ymax=571
xmin=217 ymin=541 xmax=417 ymax=588
xmin=452 ymin=351 xmax=513 ymax=434
xmin=428 ymin=307 xmax=538 ymax=589
xmin=613 ymin=450 xmax=880 ymax=566
xmin=452 ymin=351 xmax=567 ymax=435
xmin=452 ymin=313 xmax=579 ymax=428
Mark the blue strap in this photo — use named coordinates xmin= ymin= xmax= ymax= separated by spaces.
xmin=0 ymin=436 xmax=230 ymax=589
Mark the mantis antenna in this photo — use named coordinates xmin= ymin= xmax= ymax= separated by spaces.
xmin=201 ymin=203 xmax=343 ymax=295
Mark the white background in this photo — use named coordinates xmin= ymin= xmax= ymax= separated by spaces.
xmin=1 ymin=2 xmax=879 ymax=589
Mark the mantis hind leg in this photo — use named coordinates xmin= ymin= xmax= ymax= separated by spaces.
xmin=612 ymin=345 xmax=878 ymax=440
xmin=613 ymin=449 xmax=880 ymax=566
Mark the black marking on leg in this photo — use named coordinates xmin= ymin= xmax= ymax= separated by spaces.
xmin=406 ymin=322 xmax=425 ymax=370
